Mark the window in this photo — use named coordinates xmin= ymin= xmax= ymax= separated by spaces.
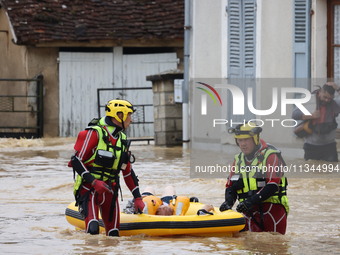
xmin=328 ymin=0 xmax=340 ymax=79
xmin=228 ymin=0 xmax=256 ymax=78
xmin=293 ymin=0 xmax=311 ymax=89
xmin=227 ymin=0 xmax=256 ymax=121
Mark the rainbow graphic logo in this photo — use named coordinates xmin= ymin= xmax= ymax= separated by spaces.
xmin=196 ymin=82 xmax=222 ymax=115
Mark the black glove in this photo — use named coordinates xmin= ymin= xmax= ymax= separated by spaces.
xmin=220 ymin=187 xmax=237 ymax=212
xmin=219 ymin=201 xmax=232 ymax=212
xmin=236 ymin=199 xmax=254 ymax=214
xmin=236 ymin=184 xmax=279 ymax=214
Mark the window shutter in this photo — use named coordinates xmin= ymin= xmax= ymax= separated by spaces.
xmin=293 ymin=0 xmax=311 ymax=88
xmin=228 ymin=0 xmax=256 ymax=78
xmin=228 ymin=0 xmax=242 ymax=78
xmin=227 ymin=0 xmax=256 ymax=121
xmin=243 ymin=0 xmax=256 ymax=78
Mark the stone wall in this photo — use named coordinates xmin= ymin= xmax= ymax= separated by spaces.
xmin=147 ymin=71 xmax=183 ymax=146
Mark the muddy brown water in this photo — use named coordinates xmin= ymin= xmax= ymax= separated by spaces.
xmin=0 ymin=137 xmax=339 ymax=254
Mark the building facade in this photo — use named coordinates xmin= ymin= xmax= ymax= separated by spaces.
xmin=190 ymin=0 xmax=339 ymax=152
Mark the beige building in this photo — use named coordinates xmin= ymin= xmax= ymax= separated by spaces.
xmin=0 ymin=0 xmax=184 ymax=137
xmin=189 ymin=0 xmax=340 ymax=154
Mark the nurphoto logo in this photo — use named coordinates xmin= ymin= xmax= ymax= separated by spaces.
xmin=196 ymin=82 xmax=313 ymax=128
xmin=196 ymin=82 xmax=223 ymax=115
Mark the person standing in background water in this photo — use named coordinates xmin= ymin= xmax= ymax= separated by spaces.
xmin=292 ymin=82 xmax=340 ymax=162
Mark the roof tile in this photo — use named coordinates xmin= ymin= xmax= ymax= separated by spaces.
xmin=0 ymin=0 xmax=184 ymax=45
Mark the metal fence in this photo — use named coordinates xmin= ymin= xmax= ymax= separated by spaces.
xmin=97 ymin=87 xmax=154 ymax=143
xmin=0 ymin=75 xmax=44 ymax=138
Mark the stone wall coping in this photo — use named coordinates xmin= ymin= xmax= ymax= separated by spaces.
xmin=146 ymin=70 xmax=183 ymax=82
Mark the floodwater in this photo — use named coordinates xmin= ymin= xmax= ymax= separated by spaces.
xmin=0 ymin=137 xmax=339 ymax=255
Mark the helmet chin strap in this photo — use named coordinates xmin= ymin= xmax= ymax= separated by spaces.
xmin=115 ymin=112 xmax=126 ymax=130
xmin=120 ymin=117 xmax=125 ymax=130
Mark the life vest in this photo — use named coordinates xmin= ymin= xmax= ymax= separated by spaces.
xmin=73 ymin=117 xmax=127 ymax=195
xmin=233 ymin=144 xmax=289 ymax=214
xmin=142 ymin=196 xmax=163 ymax=215
xmin=169 ymin=196 xmax=190 ymax=216
xmin=142 ymin=195 xmax=190 ymax=216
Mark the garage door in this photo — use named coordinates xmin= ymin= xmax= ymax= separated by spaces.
xmin=59 ymin=50 xmax=177 ymax=137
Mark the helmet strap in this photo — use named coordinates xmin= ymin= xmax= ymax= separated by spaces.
xmin=118 ymin=115 xmax=125 ymax=130
xmin=121 ymin=119 xmax=125 ymax=130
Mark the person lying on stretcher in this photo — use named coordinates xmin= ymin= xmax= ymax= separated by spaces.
xmin=124 ymin=185 xmax=214 ymax=216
